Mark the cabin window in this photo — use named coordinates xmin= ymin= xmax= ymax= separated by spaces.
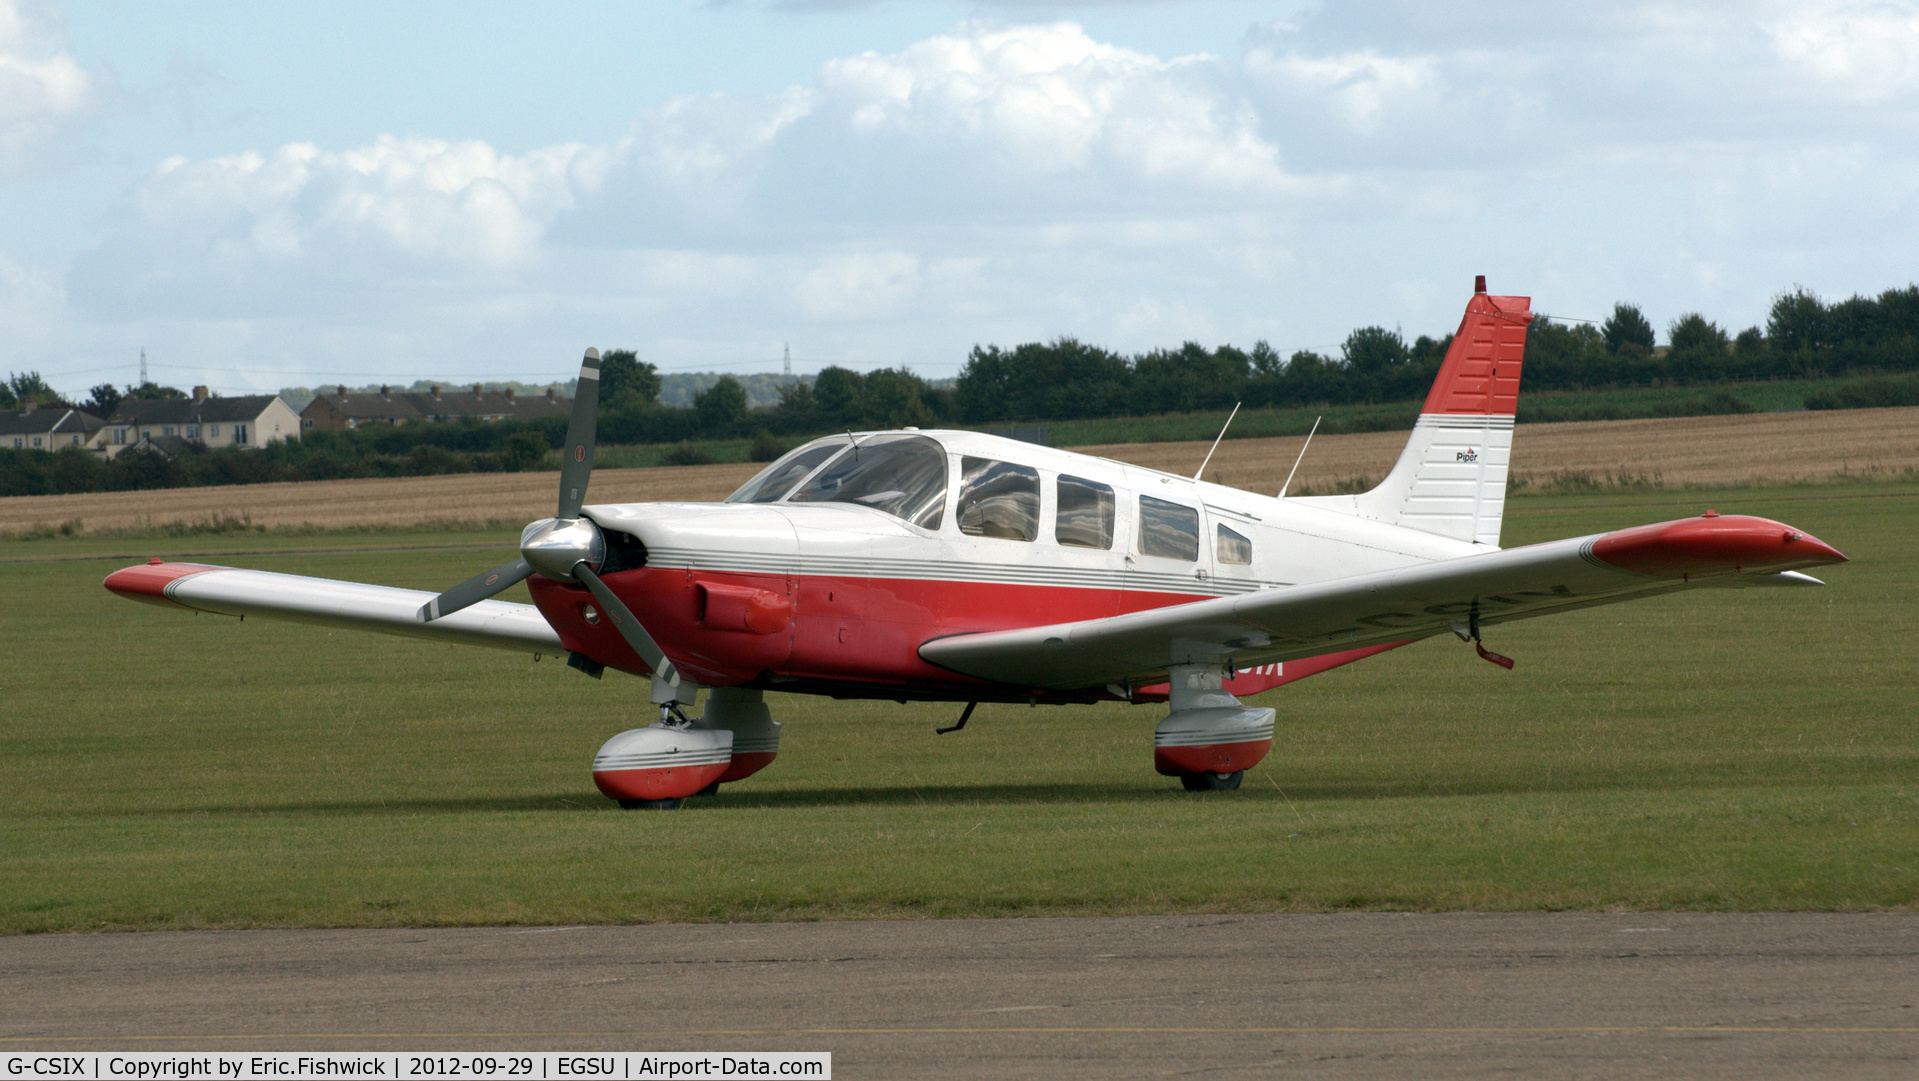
xmin=727 ymin=440 xmax=845 ymax=504
xmin=956 ymin=457 xmax=1041 ymax=541
xmin=1138 ymin=495 xmax=1199 ymax=561
xmin=1217 ymin=523 xmax=1253 ymax=565
xmin=1055 ymin=474 xmax=1114 ymax=549
xmin=789 ymin=434 xmax=947 ymax=530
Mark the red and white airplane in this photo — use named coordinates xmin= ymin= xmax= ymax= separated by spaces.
xmin=106 ymin=280 xmax=1848 ymax=808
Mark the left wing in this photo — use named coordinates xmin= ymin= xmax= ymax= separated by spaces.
xmin=105 ymin=561 xmax=561 ymax=654
xmin=919 ymin=513 xmax=1845 ymax=691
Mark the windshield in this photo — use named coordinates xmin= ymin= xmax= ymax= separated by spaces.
xmin=726 ymin=438 xmax=848 ymax=504
xmin=789 ymin=434 xmax=948 ymax=529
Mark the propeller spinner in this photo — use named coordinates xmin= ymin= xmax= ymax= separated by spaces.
xmin=416 ymin=348 xmax=680 ymax=690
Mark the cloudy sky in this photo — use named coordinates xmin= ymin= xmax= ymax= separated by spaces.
xmin=3 ymin=0 xmax=1916 ymax=397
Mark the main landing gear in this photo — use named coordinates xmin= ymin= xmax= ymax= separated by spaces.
xmin=593 ymin=686 xmax=783 ymax=810
xmin=1153 ymin=663 xmax=1273 ymax=793
xmin=1180 ymin=770 xmax=1244 ymax=791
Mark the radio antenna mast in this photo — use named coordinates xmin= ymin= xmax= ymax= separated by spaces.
xmin=139 ymin=347 xmax=148 ymax=387
xmin=783 ymin=343 xmax=792 ymax=378
xmin=1192 ymin=401 xmax=1241 ymax=482
xmin=1277 ymin=415 xmax=1322 ymax=498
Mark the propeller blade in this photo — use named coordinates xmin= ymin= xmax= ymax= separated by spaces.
xmin=574 ymin=564 xmax=679 ymax=687
xmin=558 ymin=347 xmax=602 ymax=520
xmin=417 ymin=557 xmax=533 ymax=622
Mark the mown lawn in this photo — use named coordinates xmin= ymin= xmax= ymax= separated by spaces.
xmin=1 ymin=483 xmax=1913 ymax=931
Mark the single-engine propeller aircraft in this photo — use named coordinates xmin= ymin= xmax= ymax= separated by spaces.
xmin=106 ymin=279 xmax=1848 ymax=808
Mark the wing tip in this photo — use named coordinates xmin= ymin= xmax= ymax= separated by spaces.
xmin=1589 ymin=513 xmax=1847 ymax=579
xmin=104 ymin=561 xmax=226 ymax=608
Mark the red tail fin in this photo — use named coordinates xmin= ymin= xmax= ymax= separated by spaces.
xmin=1292 ymin=278 xmax=1534 ymax=546
xmin=1422 ymin=284 xmax=1532 ymax=416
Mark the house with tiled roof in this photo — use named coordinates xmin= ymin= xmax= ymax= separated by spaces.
xmin=300 ymin=384 xmax=571 ymax=431
xmin=1 ymin=405 xmax=104 ymax=452
xmin=96 ymin=387 xmax=300 ymax=458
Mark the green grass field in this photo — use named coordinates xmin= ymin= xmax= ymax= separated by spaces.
xmin=2 ymin=483 xmax=1915 ymax=932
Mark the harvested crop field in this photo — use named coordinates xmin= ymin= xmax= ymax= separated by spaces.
xmin=3 ymin=406 xmax=1915 ymax=534
xmin=1105 ymin=405 xmax=1919 ymax=495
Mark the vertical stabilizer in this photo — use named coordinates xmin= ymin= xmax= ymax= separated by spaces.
xmin=1296 ymin=279 xmax=1532 ymax=546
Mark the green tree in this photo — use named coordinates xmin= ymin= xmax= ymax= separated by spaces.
xmin=749 ymin=429 xmax=787 ymax=462
xmin=1249 ymin=340 xmax=1283 ymax=377
xmin=813 ymin=367 xmax=865 ymax=424
xmin=1340 ymin=326 xmax=1410 ymax=372
xmin=1601 ymin=304 xmax=1656 ymax=356
xmin=7 ymin=371 xmax=65 ymax=408
xmin=85 ymin=383 xmax=123 ymax=418
xmin=694 ymin=375 xmax=748 ymax=433
xmin=499 ymin=430 xmax=550 ymax=471
xmin=859 ymin=368 xmax=934 ymax=428
xmin=1667 ymin=312 xmax=1729 ymax=382
xmin=1767 ymin=287 xmax=1828 ymax=355
xmin=599 ymin=349 xmax=661 ymax=407
xmin=124 ymin=381 xmax=187 ymax=401
xmin=1668 ymin=313 xmax=1726 ymax=354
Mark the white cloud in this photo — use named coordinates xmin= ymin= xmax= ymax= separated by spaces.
xmin=806 ymin=22 xmax=1285 ymax=196
xmin=72 ymin=135 xmax=611 ymax=318
xmin=0 ymin=0 xmax=109 ymax=176
xmin=1768 ymin=1 xmax=1919 ymax=103
xmin=37 ymin=7 xmax=1919 ymax=389
xmin=1246 ymin=48 xmax=1435 ymax=136
xmin=794 ymin=250 xmax=921 ymax=319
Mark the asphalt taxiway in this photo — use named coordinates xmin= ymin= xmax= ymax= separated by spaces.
xmin=5 ymin=913 xmax=1915 ymax=1079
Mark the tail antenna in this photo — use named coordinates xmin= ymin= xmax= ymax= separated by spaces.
xmin=1192 ymin=402 xmax=1241 ymax=482
xmin=1277 ymin=415 xmax=1322 ymax=498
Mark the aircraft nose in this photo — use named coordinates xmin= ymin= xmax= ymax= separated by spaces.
xmin=1588 ymin=512 xmax=1847 ymax=578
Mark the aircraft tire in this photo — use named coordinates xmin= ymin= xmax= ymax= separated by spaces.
xmin=617 ymin=797 xmax=684 ymax=810
xmin=1180 ymin=770 xmax=1243 ymax=792
xmin=694 ymin=781 xmax=722 ymax=797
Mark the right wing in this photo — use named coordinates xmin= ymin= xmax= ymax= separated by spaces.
xmin=105 ymin=561 xmax=561 ymax=654
xmin=920 ymin=513 xmax=1846 ymax=692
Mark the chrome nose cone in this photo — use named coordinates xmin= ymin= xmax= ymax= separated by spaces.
xmin=521 ymin=517 xmax=605 ymax=581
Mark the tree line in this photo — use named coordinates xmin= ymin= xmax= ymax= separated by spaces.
xmin=6 ymin=284 xmax=1917 ymax=499
xmin=953 ymin=284 xmax=1919 ymax=423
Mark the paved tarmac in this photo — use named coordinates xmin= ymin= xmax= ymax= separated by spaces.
xmin=4 ymin=914 xmax=1916 ymax=1079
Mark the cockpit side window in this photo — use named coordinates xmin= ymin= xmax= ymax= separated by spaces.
xmin=789 ymin=434 xmax=948 ymax=530
xmin=956 ymin=457 xmax=1041 ymax=541
xmin=1216 ymin=523 xmax=1253 ymax=565
xmin=725 ymin=439 xmax=846 ymax=504
xmin=1138 ymin=495 xmax=1200 ymax=561
xmin=1055 ymin=474 xmax=1114 ymax=549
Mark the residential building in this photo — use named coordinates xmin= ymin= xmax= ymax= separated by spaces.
xmin=300 ymin=384 xmax=571 ymax=430
xmin=1 ymin=405 xmax=104 ymax=452
xmin=97 ymin=387 xmax=300 ymax=458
